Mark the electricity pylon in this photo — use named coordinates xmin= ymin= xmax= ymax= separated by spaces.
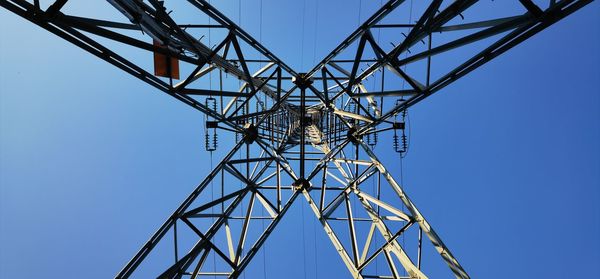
xmin=0 ymin=0 xmax=592 ymax=278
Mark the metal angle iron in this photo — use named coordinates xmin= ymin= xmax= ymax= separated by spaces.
xmin=0 ymin=0 xmax=593 ymax=278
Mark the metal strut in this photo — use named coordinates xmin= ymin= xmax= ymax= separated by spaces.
xmin=0 ymin=0 xmax=593 ymax=278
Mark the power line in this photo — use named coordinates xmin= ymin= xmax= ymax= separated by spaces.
xmin=312 ymin=0 xmax=319 ymax=65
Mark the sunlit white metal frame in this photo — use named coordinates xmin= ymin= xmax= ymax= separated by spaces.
xmin=0 ymin=0 xmax=593 ymax=278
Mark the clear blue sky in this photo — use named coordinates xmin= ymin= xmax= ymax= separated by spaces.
xmin=1 ymin=1 xmax=599 ymax=278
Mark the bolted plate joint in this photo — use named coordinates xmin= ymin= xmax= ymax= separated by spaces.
xmin=206 ymin=121 xmax=219 ymax=129
xmin=347 ymin=126 xmax=362 ymax=145
xmin=293 ymin=177 xmax=311 ymax=191
xmin=393 ymin=122 xmax=405 ymax=130
xmin=243 ymin=123 xmax=258 ymax=144
xmin=292 ymin=73 xmax=314 ymax=90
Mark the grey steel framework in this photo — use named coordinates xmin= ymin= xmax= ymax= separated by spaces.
xmin=0 ymin=0 xmax=592 ymax=278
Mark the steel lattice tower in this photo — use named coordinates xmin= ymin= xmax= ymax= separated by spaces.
xmin=0 ymin=0 xmax=593 ymax=278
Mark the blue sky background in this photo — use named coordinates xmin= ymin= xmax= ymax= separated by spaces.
xmin=1 ymin=1 xmax=599 ymax=278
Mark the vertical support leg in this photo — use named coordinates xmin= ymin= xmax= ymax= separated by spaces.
xmin=116 ymin=140 xmax=246 ymax=279
xmin=300 ymin=84 xmax=306 ymax=178
xmin=358 ymin=140 xmax=470 ymax=279
xmin=301 ymin=189 xmax=364 ymax=279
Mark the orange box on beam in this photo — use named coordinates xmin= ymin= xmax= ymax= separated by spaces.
xmin=153 ymin=40 xmax=180 ymax=79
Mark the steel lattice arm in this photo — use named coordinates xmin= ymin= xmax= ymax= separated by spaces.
xmin=0 ymin=0 xmax=592 ymax=278
xmin=305 ymin=0 xmax=592 ymax=138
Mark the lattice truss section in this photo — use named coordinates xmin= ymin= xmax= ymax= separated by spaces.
xmin=1 ymin=0 xmax=592 ymax=278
